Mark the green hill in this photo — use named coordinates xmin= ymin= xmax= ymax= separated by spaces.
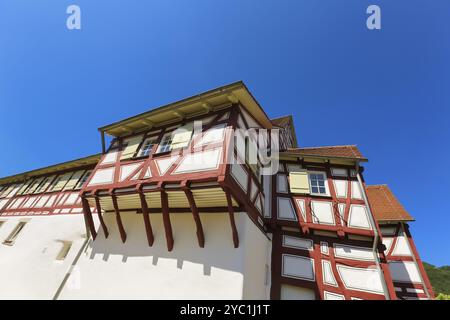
xmin=423 ymin=262 xmax=450 ymax=295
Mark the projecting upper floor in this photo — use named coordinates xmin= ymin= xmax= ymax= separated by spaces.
xmin=0 ymin=155 xmax=100 ymax=216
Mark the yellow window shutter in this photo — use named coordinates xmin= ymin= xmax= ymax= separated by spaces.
xmin=63 ymin=170 xmax=85 ymax=190
xmin=120 ymin=135 xmax=144 ymax=160
xmin=27 ymin=177 xmax=44 ymax=194
xmin=35 ymin=175 xmax=55 ymax=193
xmin=17 ymin=179 xmax=33 ymax=195
xmin=52 ymin=172 xmax=73 ymax=191
xmin=289 ymin=171 xmax=310 ymax=194
xmin=171 ymin=123 xmax=193 ymax=149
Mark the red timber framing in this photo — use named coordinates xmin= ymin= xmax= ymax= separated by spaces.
xmin=271 ymin=160 xmax=379 ymax=237
xmin=380 ymin=222 xmax=434 ymax=299
xmin=94 ymin=192 xmax=109 ymax=238
xmin=81 ymin=197 xmax=97 ymax=240
xmin=160 ymin=190 xmax=174 ymax=251
xmin=0 ymin=164 xmax=96 ymax=217
xmin=268 ymin=159 xmax=396 ymax=300
xmin=79 ymin=103 xmax=270 ymax=250
xmin=271 ymin=228 xmax=389 ymax=300
xmin=224 ymin=188 xmax=239 ymax=248
xmin=138 ymin=188 xmax=154 ymax=246
xmin=111 ymin=193 xmax=127 ymax=243
xmin=183 ymin=186 xmax=205 ymax=248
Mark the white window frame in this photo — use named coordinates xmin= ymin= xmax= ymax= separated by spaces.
xmin=156 ymin=132 xmax=173 ymax=153
xmin=138 ymin=137 xmax=157 ymax=157
xmin=308 ymin=171 xmax=330 ymax=196
xmin=75 ymin=170 xmax=92 ymax=189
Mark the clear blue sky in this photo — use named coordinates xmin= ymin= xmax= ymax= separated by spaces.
xmin=1 ymin=1 xmax=449 ymax=265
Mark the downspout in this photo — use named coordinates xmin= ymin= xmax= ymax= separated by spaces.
xmin=52 ymin=218 xmax=92 ymax=300
xmin=400 ymin=222 xmax=431 ymax=299
xmin=355 ymin=162 xmax=391 ymax=300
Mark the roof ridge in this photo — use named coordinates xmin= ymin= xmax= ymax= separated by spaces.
xmin=294 ymin=144 xmax=358 ymax=150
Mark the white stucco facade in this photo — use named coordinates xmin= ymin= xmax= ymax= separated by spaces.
xmin=0 ymin=215 xmax=88 ymax=299
xmin=0 ymin=212 xmax=271 ymax=299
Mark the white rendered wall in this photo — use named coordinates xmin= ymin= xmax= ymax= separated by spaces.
xmin=241 ymin=214 xmax=272 ymax=299
xmin=0 ymin=215 xmax=89 ymax=299
xmin=59 ymin=211 xmax=271 ymax=300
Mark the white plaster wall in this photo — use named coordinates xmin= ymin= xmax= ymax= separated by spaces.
xmin=0 ymin=215 xmax=88 ymax=299
xmin=241 ymin=214 xmax=272 ymax=299
xmin=59 ymin=211 xmax=271 ymax=300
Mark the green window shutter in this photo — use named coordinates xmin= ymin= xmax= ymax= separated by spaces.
xmin=289 ymin=171 xmax=310 ymax=194
xmin=120 ymin=135 xmax=144 ymax=160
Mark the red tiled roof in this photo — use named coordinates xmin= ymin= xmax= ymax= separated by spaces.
xmin=286 ymin=145 xmax=367 ymax=161
xmin=366 ymin=185 xmax=414 ymax=222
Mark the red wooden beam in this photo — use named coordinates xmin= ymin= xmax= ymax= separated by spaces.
xmin=160 ymin=191 xmax=174 ymax=251
xmin=184 ymin=189 xmax=205 ymax=248
xmin=111 ymin=194 xmax=127 ymax=243
xmin=81 ymin=197 xmax=97 ymax=240
xmin=225 ymin=189 xmax=239 ymax=248
xmin=94 ymin=196 xmax=109 ymax=238
xmin=138 ymin=191 xmax=154 ymax=247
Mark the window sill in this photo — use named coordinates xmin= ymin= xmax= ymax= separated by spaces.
xmin=309 ymin=193 xmax=332 ymax=199
xmin=132 ymin=155 xmax=150 ymax=161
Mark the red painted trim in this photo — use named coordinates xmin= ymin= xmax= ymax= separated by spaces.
xmin=81 ymin=197 xmax=97 ymax=240
xmin=138 ymin=190 xmax=154 ymax=247
xmin=94 ymin=194 xmax=109 ymax=238
xmin=225 ymin=189 xmax=239 ymax=248
xmin=111 ymin=194 xmax=127 ymax=243
xmin=403 ymin=223 xmax=434 ymax=298
xmin=160 ymin=190 xmax=174 ymax=251
xmin=184 ymin=188 xmax=205 ymax=248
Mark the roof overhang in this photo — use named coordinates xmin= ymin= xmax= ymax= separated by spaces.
xmin=99 ymin=81 xmax=273 ymax=137
xmin=280 ymin=151 xmax=368 ymax=164
xmin=271 ymin=115 xmax=298 ymax=148
xmin=0 ymin=154 xmax=101 ymax=185
xmin=376 ymin=218 xmax=415 ymax=223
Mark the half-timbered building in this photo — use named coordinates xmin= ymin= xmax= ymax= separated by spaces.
xmin=0 ymin=82 xmax=432 ymax=299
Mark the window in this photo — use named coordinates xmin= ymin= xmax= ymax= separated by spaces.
xmin=55 ymin=240 xmax=73 ymax=261
xmin=138 ymin=138 xmax=156 ymax=157
xmin=75 ymin=170 xmax=92 ymax=189
xmin=63 ymin=171 xmax=85 ymax=190
xmin=48 ymin=176 xmax=62 ymax=192
xmin=35 ymin=177 xmax=51 ymax=193
xmin=120 ymin=135 xmax=144 ymax=160
xmin=309 ymin=172 xmax=328 ymax=195
xmin=157 ymin=133 xmax=173 ymax=153
xmin=3 ymin=221 xmax=27 ymax=246
xmin=24 ymin=179 xmax=39 ymax=194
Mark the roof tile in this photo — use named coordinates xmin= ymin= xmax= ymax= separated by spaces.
xmin=366 ymin=185 xmax=414 ymax=222
xmin=286 ymin=145 xmax=367 ymax=160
